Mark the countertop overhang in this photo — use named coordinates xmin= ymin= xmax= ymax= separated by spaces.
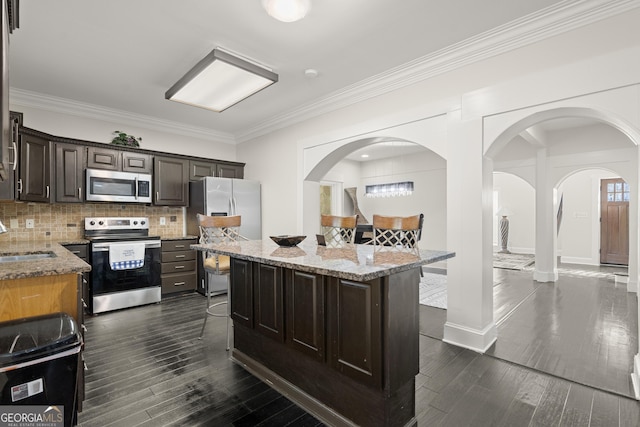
xmin=0 ymin=241 xmax=91 ymax=280
xmin=191 ymin=239 xmax=454 ymax=282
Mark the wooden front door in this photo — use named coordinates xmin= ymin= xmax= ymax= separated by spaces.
xmin=600 ymin=178 xmax=629 ymax=265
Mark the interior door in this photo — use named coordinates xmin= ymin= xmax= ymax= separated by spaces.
xmin=600 ymin=178 xmax=629 ymax=265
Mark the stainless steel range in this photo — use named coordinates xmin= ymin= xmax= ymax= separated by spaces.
xmin=85 ymin=217 xmax=161 ymax=314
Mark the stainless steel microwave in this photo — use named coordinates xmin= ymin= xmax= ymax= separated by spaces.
xmin=86 ymin=169 xmax=152 ymax=203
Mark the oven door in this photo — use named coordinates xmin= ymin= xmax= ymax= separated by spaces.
xmin=89 ymin=239 xmax=161 ymax=313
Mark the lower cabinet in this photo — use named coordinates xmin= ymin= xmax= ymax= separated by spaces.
xmin=161 ymin=238 xmax=197 ymax=295
xmin=231 ymin=259 xmax=382 ymax=385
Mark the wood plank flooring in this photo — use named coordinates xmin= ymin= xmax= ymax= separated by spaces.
xmin=78 ymin=264 xmax=640 ymax=426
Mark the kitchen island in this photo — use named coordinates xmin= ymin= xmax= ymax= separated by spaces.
xmin=191 ymin=238 xmax=454 ymax=427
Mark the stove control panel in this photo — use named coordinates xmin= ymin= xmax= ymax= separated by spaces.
xmin=85 ymin=217 xmax=149 ymax=231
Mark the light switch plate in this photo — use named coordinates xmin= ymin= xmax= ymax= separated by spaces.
xmin=159 ymin=217 xmax=166 ymax=225
xmin=10 ymin=219 xmax=18 ymax=229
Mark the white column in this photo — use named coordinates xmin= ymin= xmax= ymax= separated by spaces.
xmin=533 ymin=148 xmax=558 ymax=282
xmin=443 ymin=111 xmax=497 ymax=352
xmin=631 ymin=147 xmax=640 ymax=400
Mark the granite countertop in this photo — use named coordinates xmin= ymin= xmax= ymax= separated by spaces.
xmin=191 ymin=238 xmax=454 ymax=282
xmin=0 ymin=241 xmax=91 ymax=281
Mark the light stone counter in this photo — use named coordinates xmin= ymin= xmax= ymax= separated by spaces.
xmin=191 ymin=238 xmax=454 ymax=281
xmin=0 ymin=240 xmax=91 ymax=280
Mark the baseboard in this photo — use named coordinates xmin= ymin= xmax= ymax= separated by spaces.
xmin=442 ymin=321 xmax=497 ymax=353
xmin=560 ymin=256 xmax=599 ymax=266
xmin=533 ymin=269 xmax=558 ymax=283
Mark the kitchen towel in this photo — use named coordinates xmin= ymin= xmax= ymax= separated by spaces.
xmin=109 ymin=242 xmax=145 ymax=270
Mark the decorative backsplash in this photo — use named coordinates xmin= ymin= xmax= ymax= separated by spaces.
xmin=0 ymin=201 xmax=185 ymax=242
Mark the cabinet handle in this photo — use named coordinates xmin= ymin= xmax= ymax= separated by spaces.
xmin=9 ymin=141 xmax=16 ymax=170
xmin=174 ymin=282 xmax=186 ymax=286
xmin=46 ymin=185 xmax=50 ymax=198
xmin=78 ymin=187 xmax=82 ymax=199
xmin=175 ymin=254 xmax=186 ymax=258
xmin=17 ymin=179 xmax=22 ymax=194
xmin=156 ymin=191 xmax=159 ymax=201
xmin=174 ymin=265 xmax=185 ymax=270
xmin=175 ymin=245 xmax=185 ymax=248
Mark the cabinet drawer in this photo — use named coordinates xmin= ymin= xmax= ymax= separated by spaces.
xmin=63 ymin=244 xmax=88 ymax=260
xmin=161 ymin=250 xmax=196 ymax=263
xmin=161 ymin=260 xmax=196 ymax=275
xmin=161 ymin=272 xmax=197 ymax=294
xmin=162 ymin=239 xmax=196 ymax=252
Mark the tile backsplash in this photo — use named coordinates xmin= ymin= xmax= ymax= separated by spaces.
xmin=0 ymin=201 xmax=185 ymax=242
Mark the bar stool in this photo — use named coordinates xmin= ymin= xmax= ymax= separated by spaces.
xmin=197 ymin=214 xmax=246 ymax=349
xmin=370 ymin=214 xmax=423 ymax=252
xmin=320 ymin=214 xmax=358 ymax=246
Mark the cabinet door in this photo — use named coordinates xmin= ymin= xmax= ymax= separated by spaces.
xmin=18 ymin=132 xmax=52 ymax=202
xmin=286 ymin=269 xmax=325 ymax=361
xmin=230 ymin=258 xmax=253 ymax=328
xmin=0 ymin=116 xmax=18 ymax=200
xmin=189 ymin=159 xmax=216 ymax=181
xmin=153 ymin=156 xmax=189 ymax=206
xmin=254 ymin=263 xmax=284 ymax=342
xmin=216 ymin=163 xmax=244 ymax=179
xmin=87 ymin=146 xmax=120 ymax=170
xmin=122 ymin=151 xmax=152 ymax=173
xmin=55 ymin=142 xmax=85 ymax=203
xmin=327 ymin=277 xmax=382 ymax=388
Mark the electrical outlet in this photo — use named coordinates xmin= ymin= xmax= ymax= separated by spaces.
xmin=159 ymin=217 xmax=166 ymax=225
xmin=9 ymin=219 xmax=18 ymax=229
xmin=26 ymin=219 xmax=35 ymax=229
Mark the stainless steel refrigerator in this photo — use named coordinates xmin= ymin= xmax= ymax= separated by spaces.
xmin=187 ymin=177 xmax=262 ymax=295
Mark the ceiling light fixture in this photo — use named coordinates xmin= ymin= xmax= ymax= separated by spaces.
xmin=262 ymin=0 xmax=311 ymax=23
xmin=165 ymin=48 xmax=278 ymax=112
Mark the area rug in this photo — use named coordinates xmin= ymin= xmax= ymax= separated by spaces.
xmin=419 ymin=272 xmax=447 ymax=309
xmin=493 ymin=252 xmax=535 ymax=270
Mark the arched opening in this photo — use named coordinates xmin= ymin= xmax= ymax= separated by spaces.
xmin=485 ymin=110 xmax=639 ymax=399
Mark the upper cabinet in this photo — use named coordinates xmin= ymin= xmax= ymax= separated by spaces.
xmin=55 ymin=142 xmax=85 ymax=203
xmin=189 ymin=159 xmax=244 ymax=181
xmin=87 ymin=146 xmax=152 ymax=173
xmin=18 ymin=132 xmax=53 ymax=203
xmin=154 ymin=156 xmax=189 ymax=206
xmin=217 ymin=163 xmax=244 ymax=179
xmin=0 ymin=0 xmax=18 ymax=197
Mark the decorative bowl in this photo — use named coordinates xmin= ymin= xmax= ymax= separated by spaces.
xmin=270 ymin=235 xmax=306 ymax=247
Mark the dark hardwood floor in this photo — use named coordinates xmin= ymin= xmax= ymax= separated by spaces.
xmin=79 ymin=263 xmax=640 ymax=426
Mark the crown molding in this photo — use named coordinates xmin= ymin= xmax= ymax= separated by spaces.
xmin=9 ymin=88 xmax=237 ymax=145
xmin=236 ymin=0 xmax=640 ymax=143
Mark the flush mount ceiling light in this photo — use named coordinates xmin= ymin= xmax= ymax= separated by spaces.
xmin=262 ymin=0 xmax=311 ymax=22
xmin=165 ymin=48 xmax=278 ymax=112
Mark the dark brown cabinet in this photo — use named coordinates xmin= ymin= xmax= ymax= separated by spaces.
xmin=18 ymin=131 xmax=52 ymax=203
xmin=230 ymin=257 xmax=253 ymax=329
xmin=55 ymin=142 xmax=85 ymax=203
xmin=0 ymin=113 xmax=19 ymax=200
xmin=217 ymin=163 xmax=244 ymax=179
xmin=153 ymin=156 xmax=189 ymax=206
xmin=122 ymin=151 xmax=152 ymax=173
xmin=161 ymin=238 xmax=197 ymax=295
xmin=189 ymin=159 xmax=216 ymax=181
xmin=327 ymin=277 xmax=382 ymax=388
xmin=87 ymin=146 xmax=120 ymax=170
xmin=254 ymin=263 xmax=284 ymax=342
xmin=285 ymin=270 xmax=326 ymax=361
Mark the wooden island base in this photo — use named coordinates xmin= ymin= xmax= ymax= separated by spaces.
xmin=191 ymin=239 xmax=455 ymax=427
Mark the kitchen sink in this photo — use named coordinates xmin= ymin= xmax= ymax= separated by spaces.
xmin=0 ymin=252 xmax=56 ymax=263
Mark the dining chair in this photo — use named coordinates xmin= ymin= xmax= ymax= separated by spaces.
xmin=320 ymin=214 xmax=358 ymax=246
xmin=197 ymin=213 xmax=246 ymax=348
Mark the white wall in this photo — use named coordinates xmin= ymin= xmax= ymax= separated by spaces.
xmin=493 ymin=173 xmax=535 ymax=253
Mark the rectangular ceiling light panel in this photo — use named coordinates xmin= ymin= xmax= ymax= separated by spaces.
xmin=165 ymin=49 xmax=278 ymax=112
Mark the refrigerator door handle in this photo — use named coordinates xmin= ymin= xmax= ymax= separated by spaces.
xmin=232 ymin=197 xmax=238 ymax=215
xmin=229 ymin=197 xmax=234 ymax=215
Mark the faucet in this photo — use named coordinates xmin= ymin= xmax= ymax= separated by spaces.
xmin=0 ymin=220 xmax=7 ymax=234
